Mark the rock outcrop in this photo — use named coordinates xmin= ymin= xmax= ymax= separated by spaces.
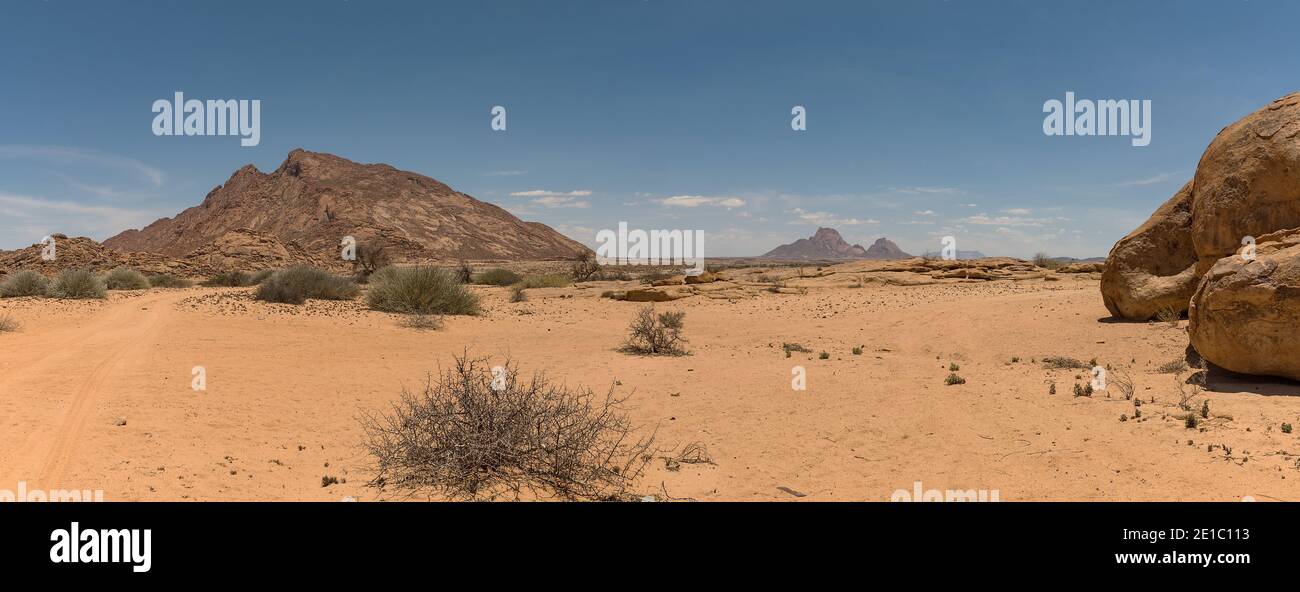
xmin=1189 ymin=228 xmax=1300 ymax=380
xmin=0 ymin=234 xmax=199 ymax=277
xmin=1100 ymin=182 xmax=1200 ymax=320
xmin=181 ymin=228 xmax=323 ymax=271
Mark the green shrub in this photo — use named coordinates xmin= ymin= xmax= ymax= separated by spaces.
xmin=147 ymin=273 xmax=193 ymax=288
xmin=818 ymin=351 xmax=830 ymax=360
xmin=945 ymin=373 xmax=966 ymax=386
xmin=517 ymin=274 xmax=571 ymax=289
xmin=0 ymin=270 xmax=49 ymax=297
xmin=202 ymin=271 xmax=252 ymax=287
xmin=48 ymin=269 xmax=106 ymax=299
xmin=852 ymin=346 xmax=863 ymax=355
xmin=250 ymin=269 xmax=276 ymax=285
xmin=103 ymin=267 xmax=150 ymax=290
xmin=1283 ymin=423 xmax=1293 ymax=434
xmin=255 ymin=266 xmax=359 ymax=304
xmin=367 ymin=266 xmax=480 ymax=315
xmin=473 ymin=268 xmax=521 ymax=286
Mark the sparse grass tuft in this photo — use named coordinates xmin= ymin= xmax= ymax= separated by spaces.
xmin=0 ymin=270 xmax=49 ymax=298
xmin=1157 ymin=358 xmax=1189 ymax=374
xmin=399 ymin=314 xmax=443 ymax=331
xmin=146 ymin=273 xmax=192 ymax=288
xmin=48 ymin=269 xmax=106 ymax=299
xmin=1155 ymin=306 xmax=1182 ymax=325
xmin=249 ymin=269 xmax=276 ymax=285
xmin=509 ymin=284 xmax=527 ymax=303
xmin=945 ymin=373 xmax=966 ymax=386
xmin=1042 ymin=356 xmax=1087 ymax=369
xmin=473 ymin=268 xmax=521 ymax=286
xmin=255 ymin=266 xmax=359 ymax=304
xmin=360 ymin=354 xmax=658 ymax=500
xmin=948 ymin=362 xmax=960 ymax=371
xmin=367 ymin=265 xmax=480 ymax=315
xmin=0 ymin=313 xmax=18 ymax=332
xmin=623 ymin=306 xmax=687 ymax=355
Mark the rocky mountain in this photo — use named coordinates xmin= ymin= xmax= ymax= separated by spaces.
xmin=104 ymin=149 xmax=590 ymax=262
xmin=862 ymin=237 xmax=912 ymax=260
xmin=762 ymin=228 xmax=871 ymax=260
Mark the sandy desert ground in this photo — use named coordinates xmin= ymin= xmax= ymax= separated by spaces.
xmin=2 ymin=263 xmax=1299 ymax=502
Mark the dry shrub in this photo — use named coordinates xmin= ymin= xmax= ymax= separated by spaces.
xmin=352 ymin=243 xmax=392 ymax=282
xmin=454 ymin=260 xmax=473 ymax=284
xmin=400 ymin=314 xmax=443 ymax=331
xmin=48 ymin=269 xmax=106 ymax=299
xmin=623 ymin=305 xmax=687 ymax=355
xmin=368 ymin=265 xmax=480 ymax=315
xmin=0 ymin=313 xmax=18 ymax=333
xmin=473 ymin=268 xmax=521 ymax=286
xmin=146 ymin=273 xmax=193 ymax=288
xmin=361 ymin=354 xmax=658 ymax=500
xmin=255 ymin=266 xmax=359 ymax=304
xmin=202 ymin=271 xmax=253 ymax=287
xmin=509 ymin=284 xmax=527 ymax=303
xmin=0 ymin=270 xmax=49 ymax=298
xmin=1155 ymin=306 xmax=1182 ymax=325
xmin=1033 ymin=252 xmax=1062 ymax=269
xmin=1042 ymin=356 xmax=1087 ymax=369
xmin=103 ymin=266 xmax=149 ymax=290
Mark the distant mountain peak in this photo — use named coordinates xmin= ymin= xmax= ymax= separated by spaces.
xmin=762 ymin=228 xmax=910 ymax=260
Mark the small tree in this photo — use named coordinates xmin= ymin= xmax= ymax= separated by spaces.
xmin=353 ymin=243 xmax=392 ymax=281
xmin=570 ymin=252 xmax=601 ymax=282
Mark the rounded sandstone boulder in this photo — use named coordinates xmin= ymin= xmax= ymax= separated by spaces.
xmin=1100 ymin=182 xmax=1199 ymax=320
xmin=1189 ymin=228 xmax=1300 ymax=381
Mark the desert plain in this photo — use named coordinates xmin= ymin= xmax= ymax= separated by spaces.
xmin=2 ymin=260 xmax=1297 ymax=502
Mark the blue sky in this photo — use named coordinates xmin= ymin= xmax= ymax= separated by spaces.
xmin=0 ymin=0 xmax=1295 ymax=257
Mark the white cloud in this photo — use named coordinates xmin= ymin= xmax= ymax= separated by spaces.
xmin=962 ymin=213 xmax=1069 ymax=227
xmin=509 ymin=189 xmax=592 ymax=197
xmin=788 ymin=208 xmax=877 ymax=226
xmin=913 ymin=210 xmax=936 ymax=216
xmin=658 ymin=195 xmax=746 ymax=208
xmin=1001 ymin=208 xmax=1032 ymax=215
xmin=531 ymin=195 xmax=590 ymax=209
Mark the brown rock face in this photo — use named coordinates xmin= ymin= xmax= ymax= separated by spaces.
xmin=1100 ymin=182 xmax=1200 ymax=320
xmin=1189 ymin=228 xmax=1300 ymax=380
xmin=1192 ymin=93 xmax=1300 ymax=272
xmin=104 ymin=149 xmax=590 ymax=262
